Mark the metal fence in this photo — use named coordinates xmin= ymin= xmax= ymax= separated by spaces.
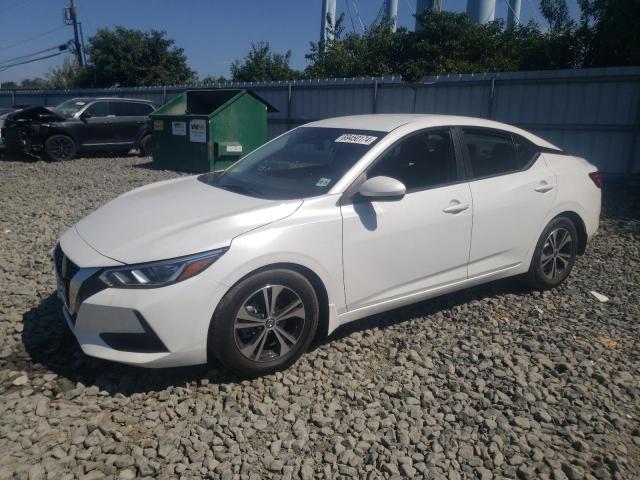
xmin=2 ymin=66 xmax=639 ymax=175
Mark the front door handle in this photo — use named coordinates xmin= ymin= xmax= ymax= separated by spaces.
xmin=534 ymin=183 xmax=554 ymax=193
xmin=443 ymin=202 xmax=470 ymax=214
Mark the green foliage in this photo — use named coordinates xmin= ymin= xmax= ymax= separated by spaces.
xmin=540 ymin=0 xmax=574 ymax=33
xmin=200 ymin=75 xmax=228 ymax=83
xmin=300 ymin=1 xmax=635 ymax=82
xmin=20 ymin=77 xmax=47 ymax=88
xmin=305 ymin=16 xmax=404 ymax=79
xmin=78 ymin=26 xmax=195 ymax=88
xmin=44 ymin=59 xmax=82 ymax=90
xmin=577 ymin=0 xmax=640 ymax=67
xmin=230 ymin=41 xmax=300 ymax=82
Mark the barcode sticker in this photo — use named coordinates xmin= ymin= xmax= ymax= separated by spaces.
xmin=335 ymin=134 xmax=378 ymax=145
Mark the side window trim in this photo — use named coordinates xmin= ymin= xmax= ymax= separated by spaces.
xmin=457 ymin=126 xmax=542 ymax=182
xmin=511 ymin=133 xmax=541 ymax=170
xmin=82 ymin=100 xmax=108 ymax=118
xmin=363 ymin=126 xmax=463 ymax=194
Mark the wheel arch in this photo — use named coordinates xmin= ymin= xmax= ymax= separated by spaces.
xmin=42 ymin=126 xmax=81 ymax=146
xmin=554 ymin=211 xmax=588 ymax=255
xmin=207 ymin=262 xmax=332 ymax=356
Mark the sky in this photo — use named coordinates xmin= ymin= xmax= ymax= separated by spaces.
xmin=0 ymin=0 xmax=582 ymax=85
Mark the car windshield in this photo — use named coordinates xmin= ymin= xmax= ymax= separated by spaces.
xmin=199 ymin=127 xmax=385 ymax=200
xmin=52 ymin=99 xmax=89 ymax=118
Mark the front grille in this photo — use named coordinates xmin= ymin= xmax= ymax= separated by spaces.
xmin=53 ymin=244 xmax=79 ymax=311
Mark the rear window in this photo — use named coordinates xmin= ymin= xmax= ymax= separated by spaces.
xmin=462 ymin=129 xmax=519 ymax=179
xmin=109 ymin=101 xmax=153 ymax=116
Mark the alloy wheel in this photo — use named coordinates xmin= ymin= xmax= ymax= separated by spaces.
xmin=233 ymin=284 xmax=306 ymax=362
xmin=49 ymin=137 xmax=74 ymax=160
xmin=540 ymin=227 xmax=573 ymax=280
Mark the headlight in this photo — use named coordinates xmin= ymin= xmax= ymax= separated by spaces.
xmin=99 ymin=247 xmax=228 ymax=288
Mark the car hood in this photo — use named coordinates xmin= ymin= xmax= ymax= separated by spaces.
xmin=4 ymin=106 xmax=64 ymax=126
xmin=75 ymin=175 xmax=302 ymax=264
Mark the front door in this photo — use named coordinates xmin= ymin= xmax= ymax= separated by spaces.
xmin=341 ymin=128 xmax=473 ymax=311
xmin=459 ymin=128 xmax=557 ymax=277
xmin=75 ymin=101 xmax=111 ymax=146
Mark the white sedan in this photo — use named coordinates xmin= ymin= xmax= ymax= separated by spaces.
xmin=54 ymin=115 xmax=601 ymax=376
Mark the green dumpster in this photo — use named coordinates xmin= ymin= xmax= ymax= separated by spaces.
xmin=150 ymin=89 xmax=277 ymax=172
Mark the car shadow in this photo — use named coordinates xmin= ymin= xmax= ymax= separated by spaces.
xmin=21 ymin=278 xmax=530 ymax=396
xmin=318 ymin=277 xmax=530 ymax=348
xmin=20 ymin=293 xmax=236 ymax=396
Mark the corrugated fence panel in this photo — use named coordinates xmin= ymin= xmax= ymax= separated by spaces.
xmin=1 ymin=67 xmax=638 ymax=175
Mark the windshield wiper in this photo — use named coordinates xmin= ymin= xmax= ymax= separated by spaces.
xmin=219 ymin=183 xmax=261 ymax=198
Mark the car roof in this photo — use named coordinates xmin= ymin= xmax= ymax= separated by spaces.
xmin=68 ymin=97 xmax=155 ymax=104
xmin=305 ymin=114 xmax=559 ymax=149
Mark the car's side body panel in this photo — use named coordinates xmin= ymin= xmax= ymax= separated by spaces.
xmin=2 ymin=97 xmax=155 ymax=156
xmin=541 ymin=153 xmax=601 ymax=240
xmin=341 ymin=183 xmax=473 ymax=310
xmin=52 ymin=114 xmax=601 ymax=368
xmin=465 ymin=158 xmax=557 ymax=277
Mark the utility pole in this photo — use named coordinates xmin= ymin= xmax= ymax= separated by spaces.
xmin=66 ymin=0 xmax=84 ymax=66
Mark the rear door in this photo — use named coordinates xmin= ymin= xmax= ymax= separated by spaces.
xmin=108 ymin=101 xmax=151 ymax=145
xmin=459 ymin=128 xmax=556 ymax=277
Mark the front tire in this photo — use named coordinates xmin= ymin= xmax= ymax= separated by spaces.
xmin=525 ymin=216 xmax=578 ymax=290
xmin=208 ymin=269 xmax=319 ymax=377
xmin=44 ymin=135 xmax=77 ymax=161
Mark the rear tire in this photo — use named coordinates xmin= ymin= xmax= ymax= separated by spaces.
xmin=208 ymin=269 xmax=319 ymax=378
xmin=525 ymin=216 xmax=578 ymax=290
xmin=139 ymin=134 xmax=153 ymax=156
xmin=45 ymin=135 xmax=76 ymax=161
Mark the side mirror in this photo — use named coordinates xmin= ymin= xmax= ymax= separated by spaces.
xmin=358 ymin=176 xmax=406 ymax=199
xmin=80 ymin=111 xmax=92 ymax=120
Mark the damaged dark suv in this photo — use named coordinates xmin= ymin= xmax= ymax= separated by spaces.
xmin=2 ymin=97 xmax=156 ymax=161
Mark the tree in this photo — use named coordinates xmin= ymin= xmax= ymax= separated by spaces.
xmin=79 ymin=26 xmax=195 ymax=87
xmin=200 ymin=75 xmax=228 ymax=83
xmin=45 ymin=59 xmax=82 ymax=89
xmin=305 ymin=16 xmax=404 ymax=79
xmin=540 ymin=0 xmax=574 ymax=33
xmin=230 ymin=41 xmax=300 ymax=82
xmin=0 ymin=81 xmax=18 ymax=89
xmin=20 ymin=77 xmax=47 ymax=88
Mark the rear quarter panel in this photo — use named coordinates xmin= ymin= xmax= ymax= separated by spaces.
xmin=541 ymin=153 xmax=601 ymax=239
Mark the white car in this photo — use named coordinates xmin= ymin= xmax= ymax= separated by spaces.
xmin=54 ymin=114 xmax=601 ymax=376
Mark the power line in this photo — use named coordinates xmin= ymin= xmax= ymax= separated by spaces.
xmin=0 ymin=50 xmax=66 ymax=72
xmin=523 ymin=0 xmax=548 ymax=29
xmin=0 ymin=25 xmax=66 ymax=53
xmin=350 ymin=0 xmax=366 ymax=32
xmin=403 ymin=0 xmax=415 ymax=16
xmin=0 ymin=43 xmax=68 ymax=66
xmin=345 ymin=0 xmax=357 ymax=32
xmin=502 ymin=0 xmax=519 ymax=24
xmin=0 ymin=0 xmax=33 ymax=14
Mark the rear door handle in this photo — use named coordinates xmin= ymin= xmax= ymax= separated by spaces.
xmin=443 ymin=202 xmax=470 ymax=214
xmin=534 ymin=183 xmax=554 ymax=193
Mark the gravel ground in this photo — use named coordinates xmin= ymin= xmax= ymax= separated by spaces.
xmin=0 ymin=155 xmax=639 ymax=480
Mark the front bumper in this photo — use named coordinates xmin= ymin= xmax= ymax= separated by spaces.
xmin=54 ymin=238 xmax=228 ymax=368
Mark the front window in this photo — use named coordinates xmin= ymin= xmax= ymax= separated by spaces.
xmin=52 ymin=99 xmax=89 ymax=118
xmin=200 ymin=127 xmax=385 ymax=200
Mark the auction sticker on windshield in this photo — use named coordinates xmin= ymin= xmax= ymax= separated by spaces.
xmin=335 ymin=134 xmax=378 ymax=145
